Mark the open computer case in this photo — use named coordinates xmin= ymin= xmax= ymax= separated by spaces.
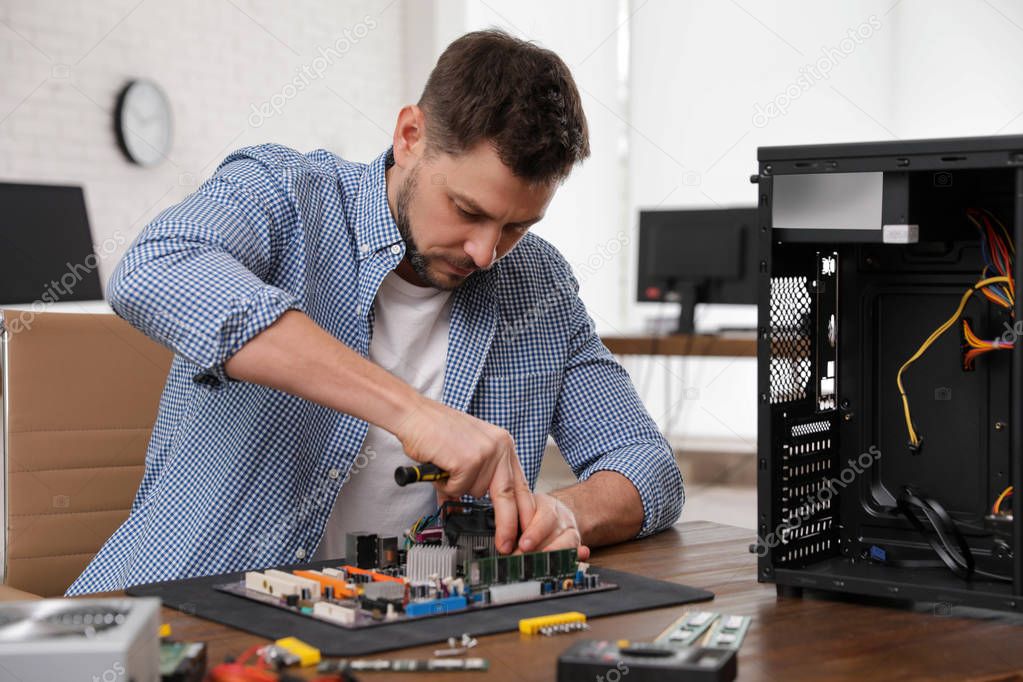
xmin=755 ymin=135 xmax=1023 ymax=612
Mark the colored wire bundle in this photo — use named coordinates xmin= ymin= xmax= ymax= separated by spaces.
xmin=404 ymin=506 xmax=441 ymax=548
xmin=961 ymin=318 xmax=1014 ymax=369
xmin=897 ymin=209 xmax=1015 ymax=451
xmin=968 ymin=208 xmax=1015 ymax=308
xmin=960 ymin=209 xmax=1016 ymax=369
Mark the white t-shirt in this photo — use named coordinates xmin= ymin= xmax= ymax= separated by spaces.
xmin=313 ymin=271 xmax=453 ymax=560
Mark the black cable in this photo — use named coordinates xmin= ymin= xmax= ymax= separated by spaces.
xmin=895 ymin=486 xmax=974 ymax=578
xmin=883 ymin=486 xmax=1013 ymax=583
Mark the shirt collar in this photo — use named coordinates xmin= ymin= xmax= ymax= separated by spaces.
xmin=352 ymin=147 xmax=403 ymax=261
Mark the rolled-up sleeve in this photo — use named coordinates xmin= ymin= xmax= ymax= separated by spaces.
xmin=107 ymin=154 xmax=305 ymax=388
xmin=549 ymin=270 xmax=684 ymax=537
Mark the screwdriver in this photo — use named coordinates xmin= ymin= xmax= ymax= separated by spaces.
xmin=394 ymin=462 xmax=450 ymax=486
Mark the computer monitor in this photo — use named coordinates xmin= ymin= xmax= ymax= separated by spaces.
xmin=636 ymin=207 xmax=758 ymax=333
xmin=0 ymin=182 xmax=103 ymax=304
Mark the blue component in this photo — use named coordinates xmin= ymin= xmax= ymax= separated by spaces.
xmin=574 ymin=570 xmax=585 ymax=587
xmin=405 ymin=596 xmax=468 ymax=618
xmin=869 ymin=545 xmax=887 ymax=562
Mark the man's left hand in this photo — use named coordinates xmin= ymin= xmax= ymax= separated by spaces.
xmin=515 ymin=492 xmax=590 ymax=560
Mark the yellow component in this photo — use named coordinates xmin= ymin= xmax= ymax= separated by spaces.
xmin=617 ymin=639 xmax=631 ymax=649
xmin=519 ymin=611 xmax=587 ymax=635
xmin=159 ymin=623 xmax=172 ymax=638
xmin=274 ymin=636 xmax=322 ymax=667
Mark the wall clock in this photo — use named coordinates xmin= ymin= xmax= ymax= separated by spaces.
xmin=114 ymin=79 xmax=173 ymax=167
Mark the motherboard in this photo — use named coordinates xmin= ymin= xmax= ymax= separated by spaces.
xmin=215 ymin=501 xmax=617 ymax=630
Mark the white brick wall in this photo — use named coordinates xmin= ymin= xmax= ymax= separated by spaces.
xmin=0 ymin=0 xmax=406 ymax=292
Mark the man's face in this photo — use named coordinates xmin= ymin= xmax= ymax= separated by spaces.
xmin=392 ymin=141 xmax=556 ymax=290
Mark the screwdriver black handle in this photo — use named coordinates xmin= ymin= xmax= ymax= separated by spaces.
xmin=394 ymin=463 xmax=450 ymax=486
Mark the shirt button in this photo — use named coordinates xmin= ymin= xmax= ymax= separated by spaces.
xmin=389 ymin=244 xmax=401 ymax=255
xmin=355 ymin=305 xmax=362 ymax=316
xmin=295 ymin=548 xmax=307 ymax=560
xmin=359 ymin=244 xmax=370 ymax=254
xmin=328 ymin=468 xmax=340 ymax=480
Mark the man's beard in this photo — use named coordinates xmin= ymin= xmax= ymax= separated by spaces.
xmin=392 ymin=163 xmax=476 ymax=290
xmin=394 ymin=164 xmax=459 ymax=291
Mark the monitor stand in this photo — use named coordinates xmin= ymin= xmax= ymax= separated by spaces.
xmin=674 ymin=283 xmax=698 ymax=335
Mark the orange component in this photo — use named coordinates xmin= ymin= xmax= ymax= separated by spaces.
xmin=293 ymin=570 xmax=358 ymax=598
xmin=340 ymin=565 xmax=405 ymax=584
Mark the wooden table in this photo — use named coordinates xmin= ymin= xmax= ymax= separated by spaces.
xmin=600 ymin=333 xmax=757 ymax=357
xmin=89 ymin=521 xmax=1023 ymax=680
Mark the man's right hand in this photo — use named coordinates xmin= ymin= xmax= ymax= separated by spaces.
xmin=224 ymin=312 xmax=536 ymax=554
xmin=395 ymin=396 xmax=533 ymax=554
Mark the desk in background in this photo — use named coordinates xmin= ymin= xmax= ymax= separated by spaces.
xmin=600 ymin=332 xmax=757 ymax=358
xmin=600 ymin=333 xmax=757 ymax=443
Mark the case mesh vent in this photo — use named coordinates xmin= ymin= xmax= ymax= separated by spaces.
xmin=769 ymin=276 xmax=812 ymax=404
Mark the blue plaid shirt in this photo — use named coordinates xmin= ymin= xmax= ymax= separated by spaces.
xmin=67 ymin=145 xmax=684 ymax=595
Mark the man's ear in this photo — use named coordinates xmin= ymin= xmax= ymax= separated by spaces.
xmin=392 ymin=104 xmax=427 ymax=170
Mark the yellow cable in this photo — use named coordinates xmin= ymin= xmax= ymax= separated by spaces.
xmin=993 ymin=486 xmax=1014 ymax=515
xmin=897 ymin=276 xmax=1011 ymax=448
xmin=962 ymin=319 xmax=992 ymax=350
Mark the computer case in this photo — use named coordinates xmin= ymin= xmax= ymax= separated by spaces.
xmin=754 ymin=135 xmax=1023 ymax=613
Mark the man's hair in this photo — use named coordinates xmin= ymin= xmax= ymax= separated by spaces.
xmin=418 ymin=29 xmax=590 ymax=185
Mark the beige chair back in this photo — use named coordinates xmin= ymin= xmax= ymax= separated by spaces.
xmin=0 ymin=310 xmax=172 ymax=596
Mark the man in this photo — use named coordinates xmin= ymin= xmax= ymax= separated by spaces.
xmin=68 ymin=30 xmax=683 ymax=595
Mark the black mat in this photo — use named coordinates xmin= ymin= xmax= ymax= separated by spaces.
xmin=127 ymin=560 xmax=714 ymax=656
